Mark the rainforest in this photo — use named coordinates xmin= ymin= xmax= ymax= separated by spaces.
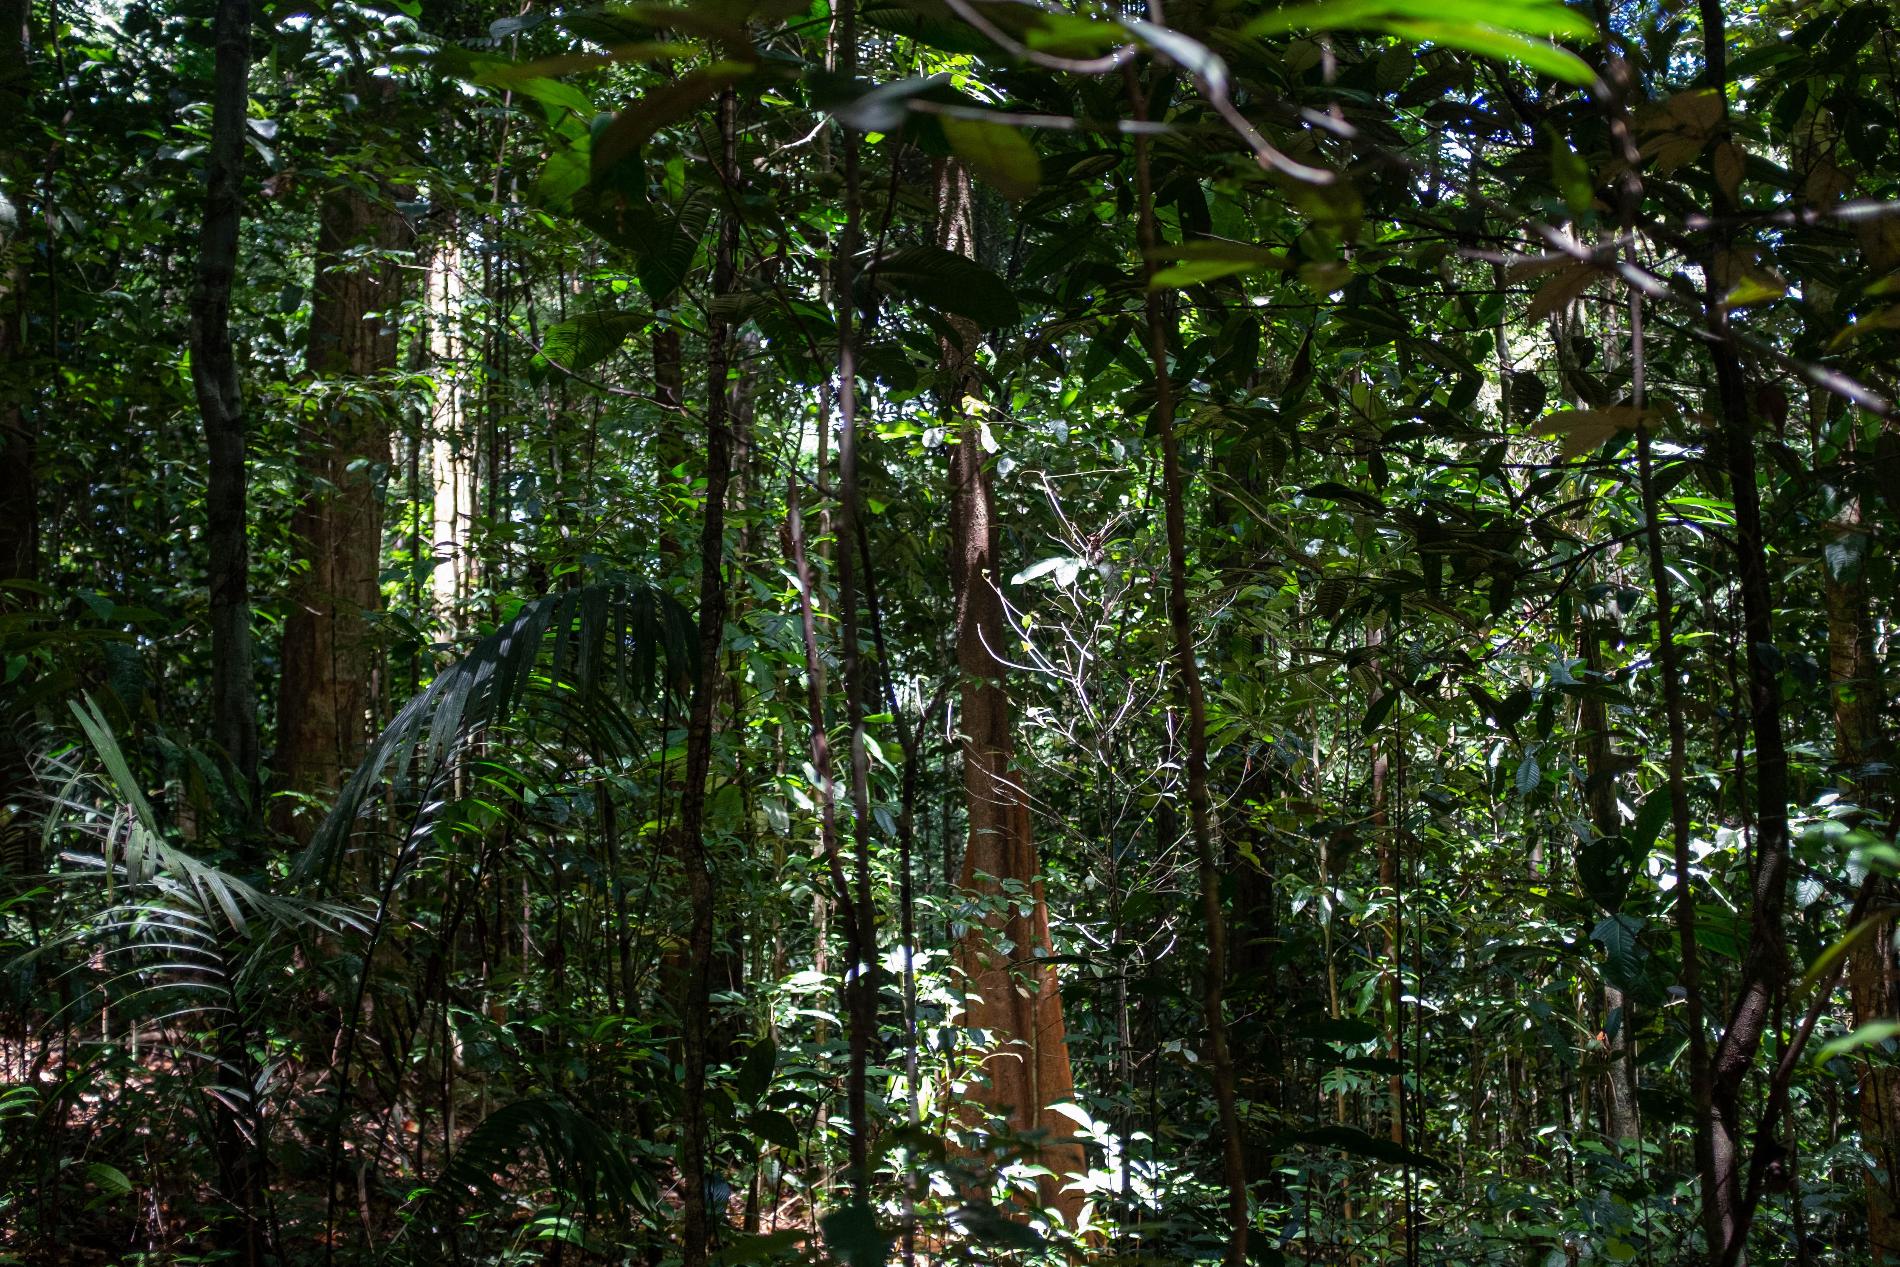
xmin=3 ymin=0 xmax=1899 ymax=1263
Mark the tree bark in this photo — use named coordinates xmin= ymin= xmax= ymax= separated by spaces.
xmin=828 ymin=3 xmax=879 ymax=1194
xmin=0 ymin=0 xmax=31 ymax=594
xmin=1578 ymin=604 xmax=1640 ymax=1146
xmin=1825 ymin=497 xmax=1899 ymax=1261
xmin=1698 ymin=10 xmax=1795 ymax=1261
xmin=275 ymin=177 xmax=408 ymax=840
xmin=0 ymin=0 xmax=38 ymax=856
xmin=189 ymin=0 xmax=260 ymax=807
xmin=675 ymin=86 xmax=741 ymax=1267
xmin=936 ymin=158 xmax=1084 ymax=1223
xmin=1129 ymin=68 xmax=1249 ymax=1264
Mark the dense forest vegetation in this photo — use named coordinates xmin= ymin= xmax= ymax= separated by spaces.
xmin=4 ymin=0 xmax=1900 ymax=1261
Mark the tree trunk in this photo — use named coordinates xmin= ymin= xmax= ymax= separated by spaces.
xmin=0 ymin=0 xmax=38 ymax=856
xmin=189 ymin=0 xmax=260 ymax=808
xmin=1825 ymin=498 xmax=1899 ymax=1261
xmin=0 ymin=0 xmax=31 ymax=595
xmin=1129 ymin=70 xmax=1250 ymax=1264
xmin=676 ymin=86 xmax=740 ymax=1267
xmin=1698 ymin=11 xmax=1794 ymax=1261
xmin=275 ymin=178 xmax=408 ymax=840
xmin=1578 ymin=604 xmax=1640 ymax=1146
xmin=936 ymin=159 xmax=1084 ymax=1222
xmin=424 ymin=238 xmax=473 ymax=627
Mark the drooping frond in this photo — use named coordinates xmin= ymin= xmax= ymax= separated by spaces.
xmin=430 ymin=1096 xmax=652 ymax=1220
xmin=295 ymin=578 xmax=695 ymax=885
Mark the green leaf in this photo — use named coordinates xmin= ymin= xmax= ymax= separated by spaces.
xmin=1629 ymin=787 xmax=1673 ymax=857
xmin=1291 ymin=1017 xmax=1382 ymax=1044
xmin=592 ymin=63 xmax=751 ymax=179
xmin=1814 ymin=1019 xmax=1900 ymax=1066
xmin=1514 ymin=752 xmax=1542 ymax=797
xmin=1288 ymin=1124 xmax=1445 ymax=1172
xmin=1722 ymin=271 xmax=1788 ymax=308
xmin=940 ymin=115 xmax=1042 ymax=200
xmin=1148 ymin=241 xmax=1290 ymax=290
xmin=1246 ymin=0 xmax=1595 ymax=40
xmin=533 ymin=311 xmax=651 ymax=381
xmin=1592 ymin=914 xmax=1660 ymax=1003
xmin=1363 ymin=687 xmax=1397 ymax=735
xmin=1384 ymin=18 xmax=1596 ymax=85
xmin=820 ymin=1201 xmax=892 ymax=1267
xmin=1536 ymin=406 xmax=1646 ymax=459
xmin=85 ymin=1162 xmax=134 ymax=1197
xmin=746 ymin=1108 xmax=801 ymax=1151
xmin=866 ymin=245 xmax=1019 ymax=329
xmin=1579 ymin=833 xmax=1639 ymax=912
xmin=734 ymin=1036 xmax=778 ymax=1107
xmin=720 ymin=1229 xmax=807 ymax=1263
xmin=1801 ymin=907 xmax=1900 ymax=994
xmin=1244 ymin=0 xmax=1597 ymax=86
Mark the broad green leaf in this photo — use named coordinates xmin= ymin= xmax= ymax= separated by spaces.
xmin=533 ymin=311 xmax=650 ymax=381
xmin=85 ymin=1162 xmax=134 ymax=1197
xmin=1814 ymin=1019 xmax=1900 ymax=1066
xmin=1243 ymin=0 xmax=1597 ymax=86
xmin=821 ymin=1201 xmax=892 ymax=1267
xmin=1148 ymin=241 xmax=1289 ymax=289
xmin=941 ymin=115 xmax=1042 ymax=200
xmin=1289 ymin=1124 xmax=1446 ymax=1172
xmin=1801 ymin=907 xmax=1900 ymax=994
xmin=866 ymin=245 xmax=1020 ymax=329
xmin=1246 ymin=0 xmax=1595 ymax=41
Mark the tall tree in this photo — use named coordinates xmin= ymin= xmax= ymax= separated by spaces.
xmin=275 ymin=165 xmax=409 ymax=838
xmin=189 ymin=0 xmax=260 ymax=808
xmin=0 ymin=0 xmax=30 ymax=595
xmin=937 ymin=158 xmax=1083 ymax=1221
xmin=1131 ymin=67 xmax=1250 ymax=1265
xmin=1828 ymin=490 xmax=1898 ymax=1261
xmin=1697 ymin=7 xmax=1795 ymax=1259
xmin=0 ymin=0 xmax=36 ymax=854
xmin=674 ymin=85 xmax=740 ymax=1267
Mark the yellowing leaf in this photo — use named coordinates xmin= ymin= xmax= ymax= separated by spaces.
xmin=1722 ymin=271 xmax=1787 ymax=309
xmin=1537 ymin=406 xmax=1646 ymax=459
xmin=1827 ymin=304 xmax=1900 ymax=350
xmin=1146 ymin=240 xmax=1289 ymax=289
xmin=1525 ymin=260 xmax=1595 ymax=322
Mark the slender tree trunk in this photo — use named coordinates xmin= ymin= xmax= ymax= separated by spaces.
xmin=0 ymin=0 xmax=31 ymax=595
xmin=829 ymin=12 xmax=878 ymax=1193
xmin=190 ymin=0 xmax=260 ymax=808
xmin=1578 ymin=604 xmax=1640 ymax=1145
xmin=425 ymin=238 xmax=473 ymax=628
xmin=189 ymin=8 xmax=274 ymax=1257
xmin=935 ymin=158 xmax=1084 ymax=1223
xmin=1128 ymin=69 xmax=1248 ymax=1263
xmin=676 ymin=86 xmax=740 ymax=1267
xmin=1369 ymin=631 xmax=1403 ymax=1151
xmin=1698 ymin=11 xmax=1794 ymax=1261
xmin=275 ymin=173 xmax=408 ymax=840
xmin=1825 ymin=496 xmax=1900 ymax=1260
xmin=0 ymin=0 xmax=38 ymax=863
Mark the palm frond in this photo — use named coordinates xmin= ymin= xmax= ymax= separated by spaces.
xmin=296 ymin=578 xmax=694 ymax=886
xmin=431 ymin=1096 xmax=652 ymax=1220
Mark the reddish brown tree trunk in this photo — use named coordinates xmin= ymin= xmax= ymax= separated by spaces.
xmin=937 ymin=160 xmax=1083 ymax=1222
xmin=275 ymin=182 xmax=408 ymax=839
